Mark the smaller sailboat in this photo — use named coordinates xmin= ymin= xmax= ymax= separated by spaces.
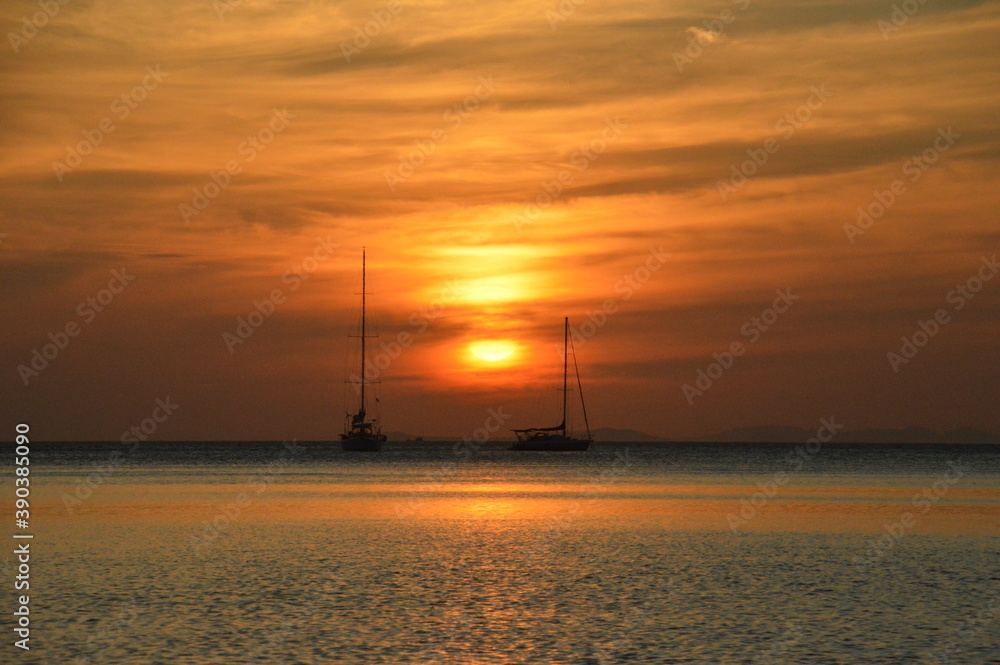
xmin=511 ymin=317 xmax=593 ymax=451
xmin=341 ymin=249 xmax=387 ymax=452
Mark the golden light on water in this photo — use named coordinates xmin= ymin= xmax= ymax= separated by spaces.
xmin=38 ymin=482 xmax=1000 ymax=535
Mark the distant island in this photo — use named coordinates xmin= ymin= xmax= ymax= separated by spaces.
xmin=699 ymin=425 xmax=999 ymax=444
xmin=387 ymin=426 xmax=999 ymax=444
xmin=385 ymin=432 xmax=425 ymax=442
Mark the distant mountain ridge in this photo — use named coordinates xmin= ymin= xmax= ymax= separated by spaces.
xmin=384 ymin=431 xmax=423 ymax=442
xmin=384 ymin=426 xmax=998 ymax=443
xmin=701 ymin=425 xmax=999 ymax=444
xmin=590 ymin=427 xmax=660 ymax=442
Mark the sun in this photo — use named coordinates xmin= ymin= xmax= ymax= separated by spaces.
xmin=468 ymin=340 xmax=518 ymax=363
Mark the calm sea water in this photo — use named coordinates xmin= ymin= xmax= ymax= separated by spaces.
xmin=6 ymin=441 xmax=1000 ymax=664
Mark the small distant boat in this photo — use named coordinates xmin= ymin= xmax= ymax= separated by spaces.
xmin=511 ymin=317 xmax=593 ymax=451
xmin=341 ymin=249 xmax=387 ymax=452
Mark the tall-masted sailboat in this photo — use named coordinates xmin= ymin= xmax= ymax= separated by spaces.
xmin=341 ymin=249 xmax=386 ymax=452
xmin=511 ymin=317 xmax=593 ymax=451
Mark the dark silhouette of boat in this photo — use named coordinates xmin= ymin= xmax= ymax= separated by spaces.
xmin=341 ymin=249 xmax=386 ymax=452
xmin=511 ymin=317 xmax=592 ymax=451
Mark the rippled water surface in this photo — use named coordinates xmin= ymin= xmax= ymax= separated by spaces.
xmin=8 ymin=441 xmax=1000 ymax=664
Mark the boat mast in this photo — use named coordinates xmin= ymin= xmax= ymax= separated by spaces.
xmin=571 ymin=333 xmax=592 ymax=441
xmin=562 ymin=316 xmax=568 ymax=437
xmin=360 ymin=248 xmax=366 ymax=421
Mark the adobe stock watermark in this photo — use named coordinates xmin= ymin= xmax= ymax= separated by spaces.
xmin=17 ymin=268 xmax=136 ymax=386
xmin=179 ymin=108 xmax=295 ymax=224
xmin=413 ymin=608 xmax=478 ymax=663
xmin=511 ymin=117 xmax=627 ymax=233
xmin=589 ymin=576 xmax=676 ymax=664
xmin=61 ymin=396 xmax=180 ymax=514
xmin=717 ymin=84 xmax=833 ymax=202
xmin=672 ymin=0 xmax=751 ymax=72
xmin=521 ymin=449 xmax=636 ymax=560
xmin=384 ymin=75 xmax=497 ymax=192
xmin=877 ymin=0 xmax=931 ymax=39
xmin=448 ymin=407 xmax=511 ymax=462
xmin=394 ymin=407 xmax=511 ymax=518
xmin=853 ymin=460 xmax=968 ymax=570
xmin=682 ymin=288 xmax=799 ymax=405
xmin=72 ymin=596 xmax=141 ymax=665
xmin=248 ymin=564 xmax=360 ymax=663
xmin=545 ymin=0 xmax=586 ymax=29
xmin=749 ymin=622 xmax=803 ymax=665
xmin=52 ymin=65 xmax=169 ymax=182
xmin=725 ymin=417 xmax=842 ymax=534
xmin=223 ymin=236 xmax=339 ymax=352
xmin=213 ymin=0 xmax=243 ymax=21
xmin=339 ymin=0 xmax=403 ymax=62
xmin=844 ymin=127 xmax=960 ymax=243
xmin=349 ymin=279 xmax=463 ymax=392
xmin=887 ymin=254 xmax=997 ymax=373
xmin=566 ymin=245 xmax=671 ymax=351
xmin=920 ymin=592 xmax=1000 ymax=665
xmin=189 ymin=440 xmax=304 ymax=556
xmin=7 ymin=0 xmax=71 ymax=53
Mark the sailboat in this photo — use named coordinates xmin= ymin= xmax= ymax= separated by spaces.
xmin=511 ymin=317 xmax=593 ymax=451
xmin=340 ymin=249 xmax=387 ymax=452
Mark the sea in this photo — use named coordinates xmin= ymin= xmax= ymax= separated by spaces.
xmin=6 ymin=440 xmax=999 ymax=664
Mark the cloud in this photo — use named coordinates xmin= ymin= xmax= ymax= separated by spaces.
xmin=2 ymin=0 xmax=999 ymax=437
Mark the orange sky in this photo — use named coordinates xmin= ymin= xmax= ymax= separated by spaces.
xmin=2 ymin=0 xmax=999 ymax=440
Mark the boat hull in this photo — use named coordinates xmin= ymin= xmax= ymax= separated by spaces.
xmin=510 ymin=318 xmax=592 ymax=452
xmin=340 ymin=435 xmax=384 ymax=452
xmin=510 ymin=437 xmax=591 ymax=451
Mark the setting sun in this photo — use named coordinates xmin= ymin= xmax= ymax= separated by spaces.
xmin=468 ymin=340 xmax=519 ymax=364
